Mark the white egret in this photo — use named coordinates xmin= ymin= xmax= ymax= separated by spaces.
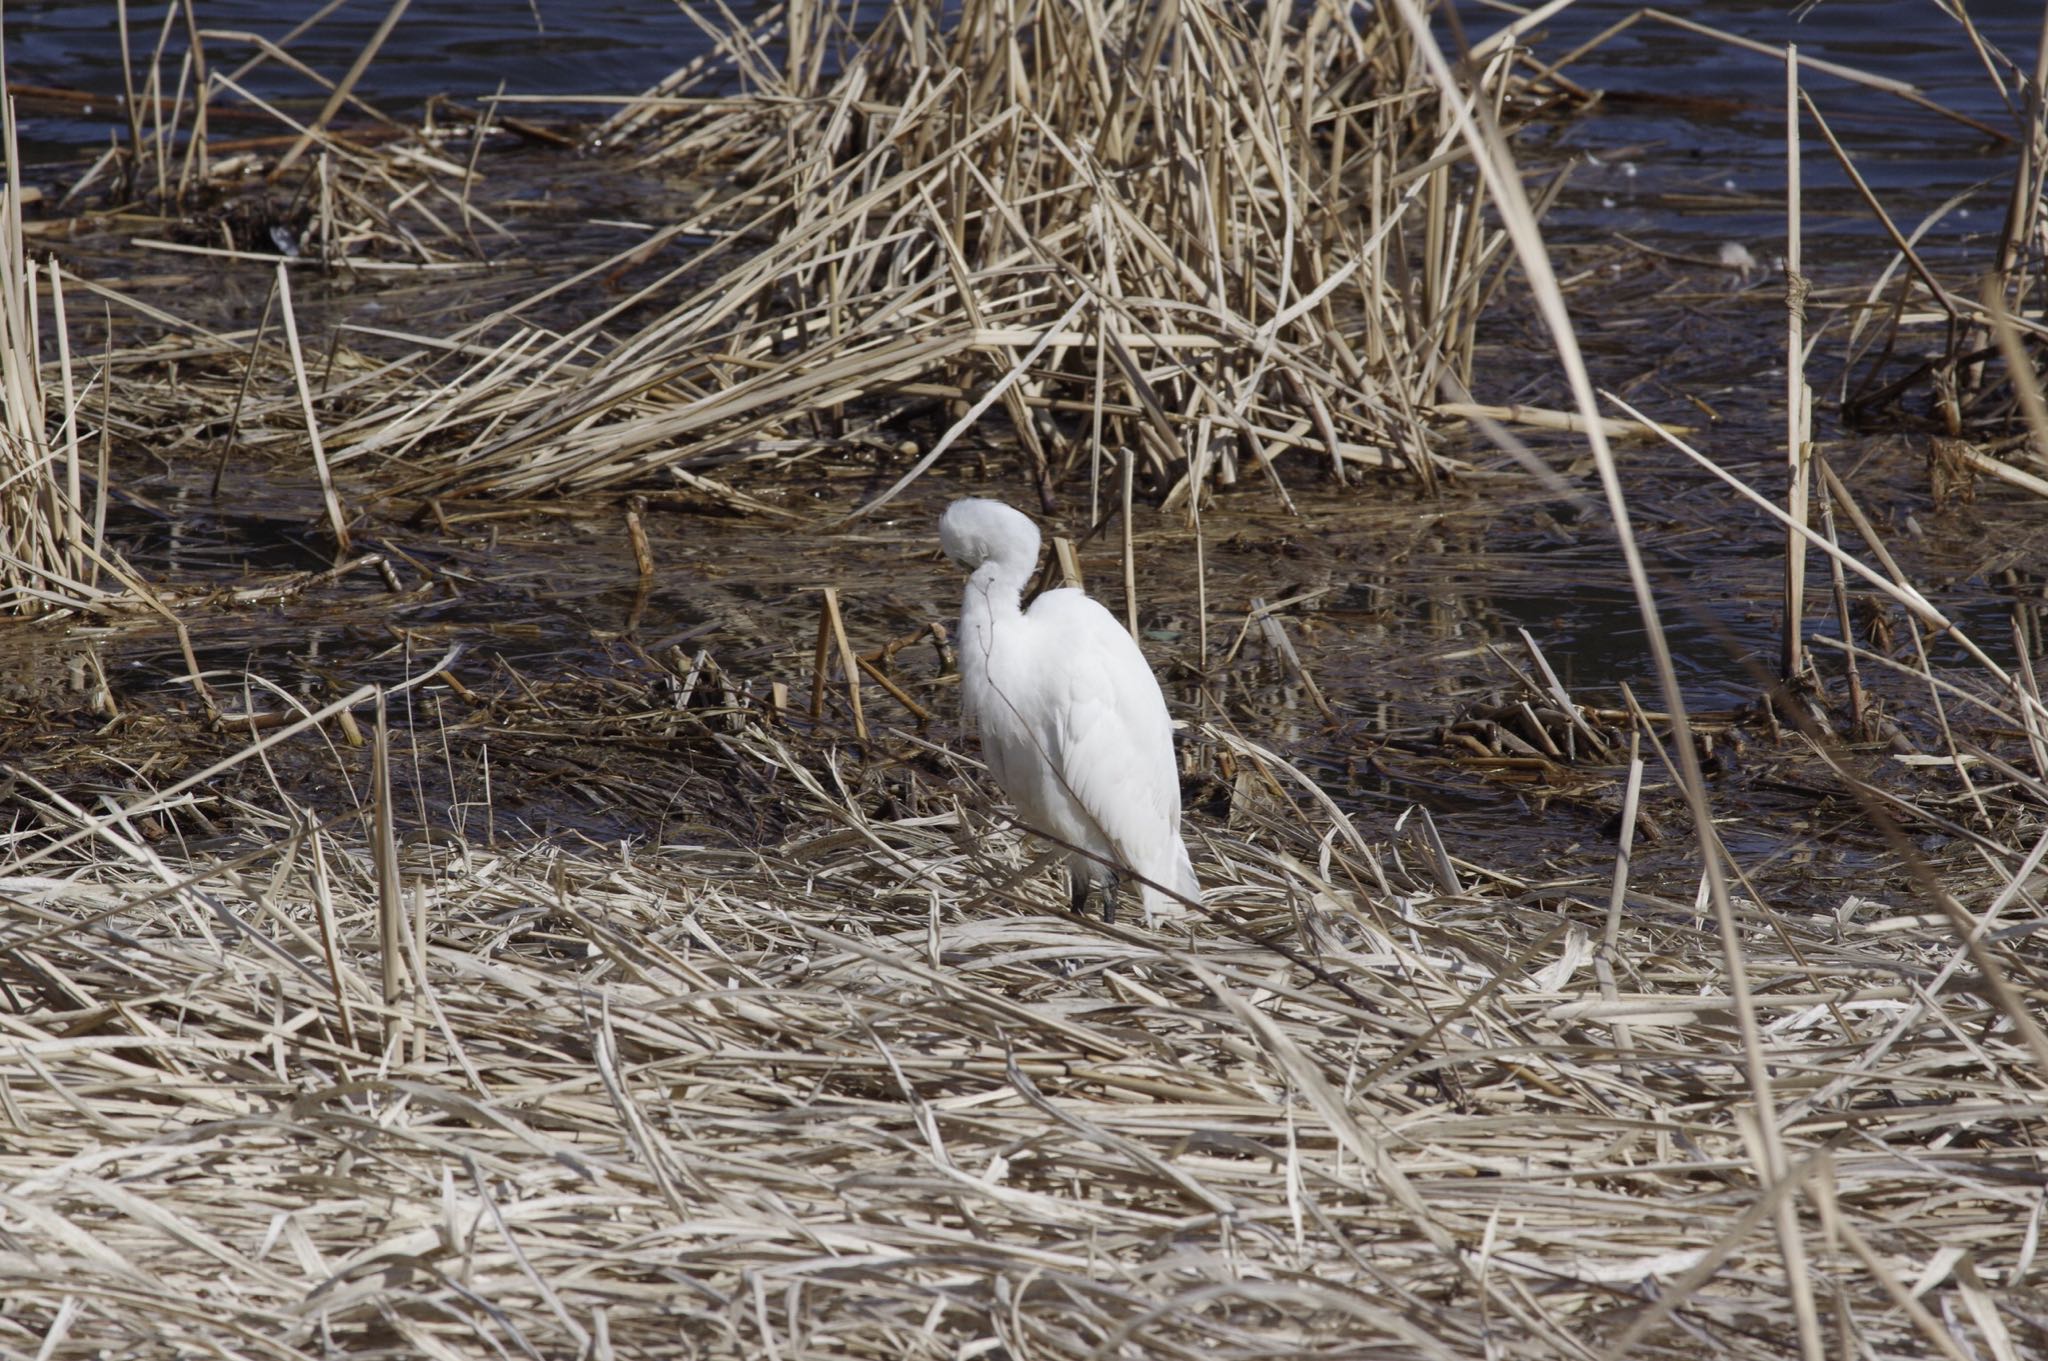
xmin=939 ymin=497 xmax=1198 ymax=926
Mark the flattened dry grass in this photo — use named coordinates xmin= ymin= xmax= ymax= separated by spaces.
xmin=0 ymin=699 xmax=2042 ymax=1360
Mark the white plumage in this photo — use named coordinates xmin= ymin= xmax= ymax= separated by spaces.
xmin=939 ymin=497 xmax=1198 ymax=926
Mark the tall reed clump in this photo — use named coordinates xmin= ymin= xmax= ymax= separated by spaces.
xmin=359 ymin=0 xmax=1517 ymax=503
xmin=0 ymin=94 xmax=92 ymax=616
xmin=1823 ymin=7 xmax=2048 ymax=452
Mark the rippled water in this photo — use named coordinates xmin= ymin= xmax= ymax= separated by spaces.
xmin=7 ymin=2 xmax=2036 ymax=175
xmin=1519 ymin=1 xmax=2038 ymax=251
xmin=5 ymin=0 xmax=709 ymax=162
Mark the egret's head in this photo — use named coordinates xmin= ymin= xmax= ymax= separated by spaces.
xmin=939 ymin=498 xmax=1040 ymax=574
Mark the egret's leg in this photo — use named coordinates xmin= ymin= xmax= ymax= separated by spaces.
xmin=1068 ymin=867 xmax=1092 ymax=919
xmin=1100 ymin=873 xmax=1119 ymax=926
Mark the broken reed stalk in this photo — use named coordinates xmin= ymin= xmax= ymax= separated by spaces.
xmin=1813 ymin=454 xmax=1866 ymax=731
xmin=138 ymin=12 xmax=165 ymax=200
xmin=272 ymin=0 xmax=413 ymax=177
xmin=1049 ymin=536 xmax=1083 ymax=591
xmin=1251 ymin=599 xmax=1336 ymax=723
xmin=91 ymin=318 xmax=111 ymax=589
xmin=47 ymin=260 xmax=83 ymax=587
xmin=272 ymin=261 xmax=352 ymax=554
xmin=811 ymin=586 xmax=867 ymax=741
xmin=373 ymin=689 xmax=405 ymax=1049
xmin=850 ymin=653 xmax=930 ymax=724
xmin=1121 ymin=440 xmax=1138 ymax=636
xmin=116 ymin=0 xmax=144 ymax=193
xmin=1600 ymin=720 xmax=1645 ymax=1054
xmin=1782 ymin=46 xmax=1812 ymax=685
xmin=210 ymin=270 xmax=281 ymax=497
xmin=174 ymin=0 xmax=210 ymax=197
xmin=624 ymin=495 xmax=656 ymax=580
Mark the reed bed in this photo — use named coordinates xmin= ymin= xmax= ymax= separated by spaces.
xmin=2 ymin=3 xmax=2045 ymax=1358
xmin=0 ymin=678 xmax=2042 ymax=1360
xmin=0 ymin=86 xmax=105 ymax=618
xmin=299 ymin=0 xmax=1517 ymax=505
xmin=13 ymin=0 xmax=1535 ymax=629
xmin=0 ymin=0 xmax=542 ymax=619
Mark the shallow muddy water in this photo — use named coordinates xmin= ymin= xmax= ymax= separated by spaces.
xmin=6 ymin=3 xmax=2044 ymax=910
xmin=23 ymin=406 xmax=2026 ymax=916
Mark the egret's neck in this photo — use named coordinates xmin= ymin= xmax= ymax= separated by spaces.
xmin=966 ymin=558 xmax=1028 ymax=617
xmin=957 ymin=558 xmax=1027 ymax=681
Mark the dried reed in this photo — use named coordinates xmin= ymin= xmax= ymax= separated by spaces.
xmin=0 ymin=655 xmax=2041 ymax=1360
xmin=2 ymin=10 xmax=2044 ymax=1359
xmin=297 ymin=0 xmax=1514 ymax=503
xmin=0 ymin=82 xmax=109 ymax=617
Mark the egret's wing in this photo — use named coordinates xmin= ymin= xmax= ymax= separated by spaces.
xmin=1025 ymin=591 xmax=1195 ymax=896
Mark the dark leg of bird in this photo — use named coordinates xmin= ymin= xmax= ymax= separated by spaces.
xmin=1100 ymin=873 xmax=1119 ymax=926
xmin=1068 ymin=868 xmax=1091 ymax=919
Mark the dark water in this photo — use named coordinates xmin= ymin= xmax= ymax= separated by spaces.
xmin=4 ymin=1 xmax=711 ymax=162
xmin=1518 ymin=1 xmax=2042 ymax=256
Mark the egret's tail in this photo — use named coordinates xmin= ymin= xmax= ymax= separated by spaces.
xmin=1138 ymin=841 xmax=1200 ymax=926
